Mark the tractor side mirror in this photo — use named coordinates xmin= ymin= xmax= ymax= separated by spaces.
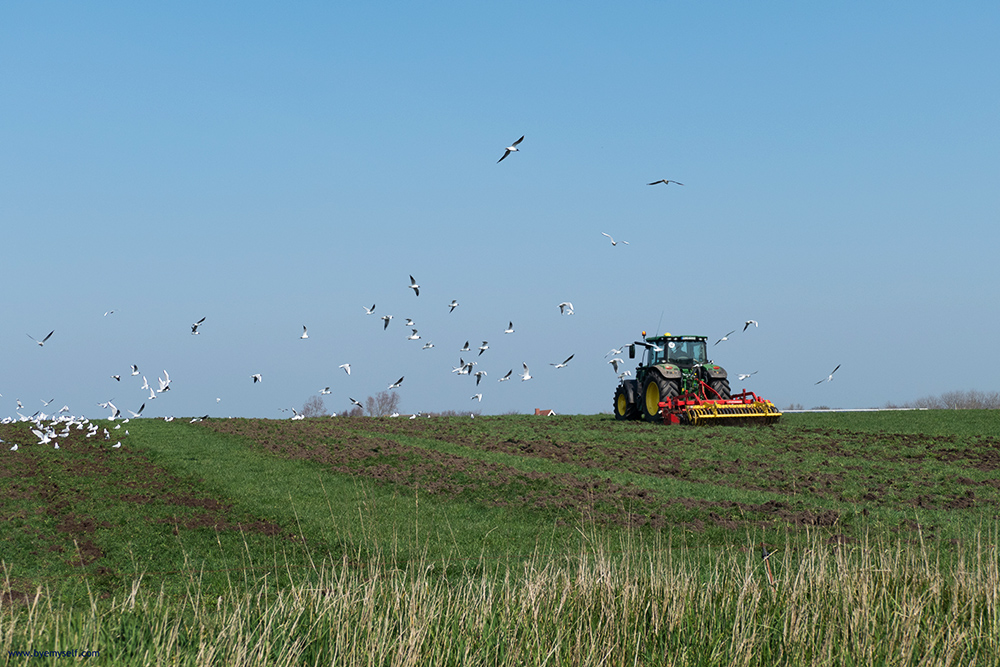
xmin=628 ymin=344 xmax=635 ymax=359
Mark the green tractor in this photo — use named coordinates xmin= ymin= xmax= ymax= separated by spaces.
xmin=613 ymin=332 xmax=781 ymax=425
xmin=613 ymin=333 xmax=730 ymax=422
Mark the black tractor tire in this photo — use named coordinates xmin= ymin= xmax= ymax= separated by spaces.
xmin=613 ymin=385 xmax=637 ymax=421
xmin=640 ymin=373 xmax=679 ymax=422
xmin=709 ymin=378 xmax=731 ymax=400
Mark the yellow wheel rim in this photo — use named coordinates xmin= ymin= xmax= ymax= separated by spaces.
xmin=616 ymin=393 xmax=627 ymax=415
xmin=645 ymin=382 xmax=660 ymax=415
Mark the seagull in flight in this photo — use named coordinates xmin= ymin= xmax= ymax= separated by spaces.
xmin=550 ymin=354 xmax=574 ymax=369
xmin=520 ymin=363 xmax=532 ymax=381
xmin=605 ymin=346 xmax=625 ymax=358
xmin=300 ymin=326 xmax=309 ymax=339
xmin=27 ymin=331 xmax=54 ymax=347
xmin=381 ymin=315 xmax=392 ymax=330
xmin=498 ymin=369 xmax=513 ymax=382
xmin=743 ymin=320 xmax=759 ymax=332
xmin=459 ymin=341 xmax=471 ymax=352
xmin=558 ymin=302 xmax=574 ymax=315
xmin=407 ymin=329 xmax=421 ymax=340
xmin=815 ymin=365 xmax=841 ymax=385
xmin=608 ymin=358 xmax=624 ymax=373
xmin=647 ymin=179 xmax=684 ymax=186
xmin=448 ymin=300 xmax=459 ymax=312
xmin=363 ymin=304 xmax=376 ymax=315
xmin=388 ymin=376 xmax=404 ymax=390
xmin=339 ymin=363 xmax=351 ymax=375
xmin=251 ymin=374 xmax=262 ymax=383
xmin=504 ymin=321 xmax=515 ymax=334
xmin=191 ymin=317 xmax=205 ymax=335
xmin=320 ymin=387 xmax=331 ymax=395
xmin=478 ymin=341 xmax=489 ymax=356
xmin=422 ymin=341 xmax=435 ymax=349
xmin=408 ymin=275 xmax=420 ymax=296
xmin=474 ymin=370 xmax=487 ymax=385
xmin=349 ymin=397 xmax=364 ymax=409
xmin=130 ymin=364 xmax=139 ymax=376
xmin=497 ymin=135 xmax=524 ymax=163
xmin=471 ymin=393 xmax=483 ymax=402
xmin=738 ymin=371 xmax=759 ymax=381
xmin=715 ymin=330 xmax=737 ymax=345
xmin=601 ymin=232 xmax=629 ymax=246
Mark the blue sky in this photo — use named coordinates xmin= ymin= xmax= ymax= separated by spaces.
xmin=2 ymin=2 xmax=998 ymax=418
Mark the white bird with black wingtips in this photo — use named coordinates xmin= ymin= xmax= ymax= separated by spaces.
xmin=408 ymin=275 xmax=420 ymax=296
xmin=497 ymin=135 xmax=524 ymax=163
xmin=27 ymin=331 xmax=54 ymax=347
xmin=550 ymin=354 xmax=574 ymax=369
xmin=815 ymin=365 xmax=841 ymax=385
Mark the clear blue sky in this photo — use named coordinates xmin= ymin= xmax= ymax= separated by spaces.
xmin=2 ymin=2 xmax=998 ymax=418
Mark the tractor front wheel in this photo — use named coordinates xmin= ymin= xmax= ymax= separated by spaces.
xmin=640 ymin=374 xmax=679 ymax=422
xmin=613 ymin=385 xmax=636 ymax=421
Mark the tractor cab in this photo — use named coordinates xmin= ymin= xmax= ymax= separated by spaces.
xmin=636 ymin=335 xmax=708 ymax=369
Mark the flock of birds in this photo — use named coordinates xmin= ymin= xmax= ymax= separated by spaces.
xmin=4 ymin=134 xmax=842 ymax=449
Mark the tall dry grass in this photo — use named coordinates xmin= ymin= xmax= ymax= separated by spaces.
xmin=2 ymin=528 xmax=998 ymax=666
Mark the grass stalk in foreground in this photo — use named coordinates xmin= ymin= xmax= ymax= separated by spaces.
xmin=2 ymin=527 xmax=998 ymax=666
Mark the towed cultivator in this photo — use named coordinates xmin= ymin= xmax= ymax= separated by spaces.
xmin=613 ymin=333 xmax=781 ymax=426
xmin=658 ymin=382 xmax=782 ymax=426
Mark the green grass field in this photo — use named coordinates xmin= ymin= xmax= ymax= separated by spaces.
xmin=2 ymin=411 xmax=999 ymax=665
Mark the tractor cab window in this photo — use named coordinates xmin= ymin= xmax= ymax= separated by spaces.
xmin=666 ymin=340 xmax=707 ymax=366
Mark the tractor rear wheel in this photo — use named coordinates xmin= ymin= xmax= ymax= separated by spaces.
xmin=640 ymin=374 xmax=679 ymax=422
xmin=710 ymin=378 xmax=731 ymax=400
xmin=613 ymin=385 xmax=636 ymax=421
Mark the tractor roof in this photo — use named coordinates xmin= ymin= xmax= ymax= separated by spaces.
xmin=644 ymin=334 xmax=707 ymax=343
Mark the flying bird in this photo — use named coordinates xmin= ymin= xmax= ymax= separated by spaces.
xmin=715 ymin=330 xmax=737 ymax=345
xmin=647 ymin=179 xmax=684 ymax=186
xmin=601 ymin=232 xmax=629 ymax=246
xmin=815 ymin=365 xmax=841 ymax=385
xmin=558 ymin=302 xmax=574 ymax=315
xmin=738 ymin=372 xmax=758 ymax=381
xmin=349 ymin=397 xmax=364 ymax=409
xmin=550 ymin=354 xmax=574 ymax=369
xmin=497 ymin=135 xmax=524 ymax=163
xmin=608 ymin=358 xmax=624 ymax=373
xmin=520 ymin=363 xmax=532 ymax=381
xmin=498 ymin=369 xmax=513 ymax=382
xmin=300 ymin=326 xmax=309 ymax=339
xmin=422 ymin=341 xmax=435 ymax=349
xmin=251 ymin=374 xmax=262 ymax=383
xmin=381 ymin=315 xmax=392 ymax=330
xmin=111 ymin=375 xmax=121 ymax=382
xmin=27 ymin=331 xmax=54 ymax=346
xmin=478 ymin=341 xmax=489 ymax=356
xmin=130 ymin=365 xmax=139 ymax=376
xmin=407 ymin=329 xmax=421 ymax=340
xmin=743 ymin=320 xmax=758 ymax=332
xmin=459 ymin=341 xmax=470 ymax=352
xmin=474 ymin=370 xmax=487 ymax=385
xmin=408 ymin=275 xmax=420 ymax=296
xmin=471 ymin=393 xmax=483 ymax=402
xmin=448 ymin=300 xmax=459 ymax=312
xmin=504 ymin=321 xmax=515 ymax=334
xmin=363 ymin=304 xmax=376 ymax=315
xmin=339 ymin=363 xmax=351 ymax=375
xmin=320 ymin=387 xmax=331 ymax=395
xmin=388 ymin=376 xmax=404 ymax=390
xmin=191 ymin=317 xmax=205 ymax=334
